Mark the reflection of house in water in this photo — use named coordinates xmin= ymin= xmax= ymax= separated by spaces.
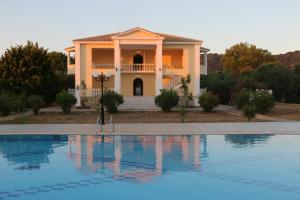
xmin=0 ymin=135 xmax=68 ymax=170
xmin=67 ymin=135 xmax=208 ymax=182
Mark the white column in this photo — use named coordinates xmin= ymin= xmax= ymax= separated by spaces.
xmin=204 ymin=52 xmax=208 ymax=75
xmin=194 ymin=44 xmax=200 ymax=105
xmin=113 ymin=136 xmax=122 ymax=175
xmin=155 ymin=135 xmax=163 ymax=174
xmin=75 ymin=43 xmax=81 ymax=106
xmin=155 ymin=42 xmax=163 ymax=95
xmin=193 ymin=135 xmax=200 ymax=169
xmin=114 ymin=40 xmax=121 ymax=93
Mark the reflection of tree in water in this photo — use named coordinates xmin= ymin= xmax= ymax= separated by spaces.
xmin=225 ymin=134 xmax=273 ymax=147
xmin=0 ymin=135 xmax=67 ymax=170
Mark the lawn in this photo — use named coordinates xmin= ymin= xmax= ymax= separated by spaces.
xmin=266 ymin=103 xmax=300 ymax=120
xmin=2 ymin=103 xmax=300 ymax=124
xmin=1 ymin=110 xmax=260 ymax=124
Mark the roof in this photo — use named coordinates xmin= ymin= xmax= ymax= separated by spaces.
xmin=73 ymin=27 xmax=201 ymax=43
xmin=65 ymin=45 xmax=75 ymax=51
xmin=200 ymin=47 xmax=210 ymax=52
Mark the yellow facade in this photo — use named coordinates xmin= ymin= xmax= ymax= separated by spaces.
xmin=121 ymin=74 xmax=155 ymax=96
xmin=66 ymin=28 xmax=203 ymax=103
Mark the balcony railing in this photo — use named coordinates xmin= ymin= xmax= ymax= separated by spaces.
xmin=121 ymin=64 xmax=155 ymax=72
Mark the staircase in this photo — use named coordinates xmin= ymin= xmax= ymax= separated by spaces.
xmin=119 ymin=96 xmax=159 ymax=111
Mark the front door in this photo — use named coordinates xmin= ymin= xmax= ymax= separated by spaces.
xmin=133 ymin=78 xmax=143 ymax=96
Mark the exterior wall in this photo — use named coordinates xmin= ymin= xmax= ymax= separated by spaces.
xmin=163 ymin=44 xmax=200 ymax=97
xmin=121 ymin=49 xmax=155 ymax=64
xmin=92 ymin=49 xmax=114 ymax=64
xmin=121 ymin=74 xmax=155 ymax=96
xmin=162 ymin=49 xmax=183 ymax=69
xmin=92 ymin=75 xmax=115 ymax=89
xmin=162 ymin=77 xmax=172 ymax=88
xmin=78 ymin=43 xmax=114 ymax=95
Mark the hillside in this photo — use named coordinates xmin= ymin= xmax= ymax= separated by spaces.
xmin=207 ymin=51 xmax=300 ymax=72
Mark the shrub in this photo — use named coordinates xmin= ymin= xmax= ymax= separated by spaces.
xmin=235 ymin=89 xmax=253 ymax=109
xmin=100 ymin=90 xmax=124 ymax=113
xmin=11 ymin=93 xmax=27 ymax=113
xmin=0 ymin=91 xmax=12 ymax=116
xmin=205 ymin=72 xmax=236 ymax=104
xmin=235 ymin=89 xmax=274 ymax=114
xmin=155 ymin=89 xmax=179 ymax=112
xmin=28 ymin=95 xmax=44 ymax=115
xmin=253 ymin=90 xmax=274 ymax=114
xmin=242 ymin=104 xmax=257 ymax=122
xmin=56 ymin=90 xmax=77 ymax=114
xmin=198 ymin=92 xmax=219 ymax=112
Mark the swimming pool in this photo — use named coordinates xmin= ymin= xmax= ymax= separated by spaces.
xmin=0 ymin=134 xmax=299 ymax=200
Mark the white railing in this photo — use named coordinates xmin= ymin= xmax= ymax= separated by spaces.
xmin=92 ymin=89 xmax=102 ymax=97
xmin=68 ymin=88 xmax=114 ymax=97
xmin=68 ymin=88 xmax=76 ymax=96
xmin=164 ymin=75 xmax=182 ymax=90
xmin=162 ymin=64 xmax=183 ymax=70
xmin=121 ymin=64 xmax=155 ymax=72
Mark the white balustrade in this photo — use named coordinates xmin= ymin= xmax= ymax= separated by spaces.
xmin=121 ymin=64 xmax=155 ymax=72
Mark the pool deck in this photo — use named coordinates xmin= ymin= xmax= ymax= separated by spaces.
xmin=0 ymin=122 xmax=300 ymax=135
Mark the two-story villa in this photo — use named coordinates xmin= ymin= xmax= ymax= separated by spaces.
xmin=65 ymin=27 xmax=209 ymax=108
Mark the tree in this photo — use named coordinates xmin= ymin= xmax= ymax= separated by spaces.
xmin=205 ymin=72 xmax=236 ymax=104
xmin=253 ymin=64 xmax=293 ymax=102
xmin=48 ymin=51 xmax=67 ymax=74
xmin=48 ymin=51 xmax=72 ymax=91
xmin=178 ymin=74 xmax=192 ymax=123
xmin=0 ymin=41 xmax=59 ymax=103
xmin=222 ymin=43 xmax=274 ymax=75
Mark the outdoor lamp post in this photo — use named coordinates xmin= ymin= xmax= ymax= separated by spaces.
xmin=92 ymin=72 xmax=111 ymax=125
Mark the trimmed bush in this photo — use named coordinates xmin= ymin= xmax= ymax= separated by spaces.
xmin=235 ymin=89 xmax=274 ymax=114
xmin=155 ymin=89 xmax=179 ymax=112
xmin=242 ymin=104 xmax=257 ymax=122
xmin=11 ymin=93 xmax=27 ymax=113
xmin=235 ymin=89 xmax=253 ymax=109
xmin=253 ymin=90 xmax=274 ymax=114
xmin=0 ymin=91 xmax=12 ymax=116
xmin=100 ymin=90 xmax=124 ymax=113
xmin=56 ymin=90 xmax=77 ymax=114
xmin=28 ymin=95 xmax=44 ymax=115
xmin=198 ymin=92 xmax=219 ymax=112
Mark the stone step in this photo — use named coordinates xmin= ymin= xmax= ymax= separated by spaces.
xmin=119 ymin=96 xmax=159 ymax=111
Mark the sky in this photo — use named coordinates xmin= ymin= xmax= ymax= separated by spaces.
xmin=0 ymin=0 xmax=299 ymax=55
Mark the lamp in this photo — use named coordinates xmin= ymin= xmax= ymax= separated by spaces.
xmin=92 ymin=72 xmax=110 ymax=125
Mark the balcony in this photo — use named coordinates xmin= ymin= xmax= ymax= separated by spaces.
xmin=121 ymin=64 xmax=155 ymax=73
xmin=91 ymin=63 xmax=186 ymax=75
xmin=68 ymin=64 xmax=75 ymax=74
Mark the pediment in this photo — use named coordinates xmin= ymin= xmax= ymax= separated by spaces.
xmin=112 ymin=28 xmax=164 ymax=40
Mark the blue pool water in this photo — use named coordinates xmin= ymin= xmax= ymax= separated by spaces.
xmin=0 ymin=134 xmax=299 ymax=200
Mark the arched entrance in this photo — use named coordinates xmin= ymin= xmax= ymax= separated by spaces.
xmin=133 ymin=54 xmax=143 ymax=71
xmin=133 ymin=78 xmax=143 ymax=96
xmin=133 ymin=53 xmax=143 ymax=64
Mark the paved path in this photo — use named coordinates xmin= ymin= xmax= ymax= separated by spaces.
xmin=0 ymin=122 xmax=300 ymax=135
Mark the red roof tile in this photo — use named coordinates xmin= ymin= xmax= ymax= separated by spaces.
xmin=73 ymin=28 xmax=200 ymax=43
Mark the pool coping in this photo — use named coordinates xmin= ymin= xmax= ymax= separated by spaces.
xmin=0 ymin=122 xmax=300 ymax=135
